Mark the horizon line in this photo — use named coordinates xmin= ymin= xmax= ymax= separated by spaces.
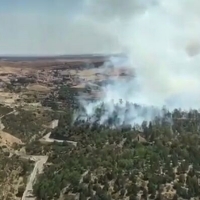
xmin=0 ymin=53 xmax=125 ymax=57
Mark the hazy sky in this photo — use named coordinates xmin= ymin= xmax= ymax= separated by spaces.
xmin=0 ymin=0 xmax=156 ymax=55
xmin=3 ymin=0 xmax=200 ymax=112
xmin=0 ymin=0 xmax=83 ymax=55
xmin=0 ymin=0 xmax=122 ymax=55
xmin=0 ymin=0 xmax=83 ymax=15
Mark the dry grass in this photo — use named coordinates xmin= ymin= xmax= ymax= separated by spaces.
xmin=0 ymin=131 xmax=23 ymax=147
xmin=27 ymin=84 xmax=50 ymax=92
xmin=0 ymin=92 xmax=19 ymax=105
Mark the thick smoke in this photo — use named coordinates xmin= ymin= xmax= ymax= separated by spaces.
xmin=76 ymin=0 xmax=200 ymax=126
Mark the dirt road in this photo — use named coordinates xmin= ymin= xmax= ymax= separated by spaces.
xmin=21 ymin=156 xmax=48 ymax=200
xmin=39 ymin=132 xmax=77 ymax=147
xmin=22 ymin=119 xmax=77 ymax=199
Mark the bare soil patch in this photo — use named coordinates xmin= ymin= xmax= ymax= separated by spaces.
xmin=27 ymin=84 xmax=50 ymax=92
xmin=0 ymin=131 xmax=23 ymax=147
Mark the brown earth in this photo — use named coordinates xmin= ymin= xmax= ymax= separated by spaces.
xmin=0 ymin=131 xmax=23 ymax=147
xmin=0 ymin=56 xmax=107 ymax=70
xmin=27 ymin=84 xmax=50 ymax=92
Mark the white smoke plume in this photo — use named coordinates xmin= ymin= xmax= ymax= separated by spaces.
xmin=76 ymin=0 xmax=200 ymax=126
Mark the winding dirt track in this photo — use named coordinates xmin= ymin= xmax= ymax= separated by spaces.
xmin=21 ymin=119 xmax=77 ymax=199
xmin=21 ymin=156 xmax=48 ymax=200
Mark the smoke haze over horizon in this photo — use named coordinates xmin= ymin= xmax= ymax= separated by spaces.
xmin=76 ymin=0 xmax=200 ymax=125
xmin=2 ymin=0 xmax=200 ymax=124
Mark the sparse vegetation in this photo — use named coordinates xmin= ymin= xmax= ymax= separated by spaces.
xmin=2 ymin=108 xmax=56 ymax=142
xmin=0 ymin=104 xmax=13 ymax=117
xmin=0 ymin=147 xmax=34 ymax=199
xmin=0 ymin=56 xmax=112 ymax=199
xmin=1 ymin=58 xmax=200 ymax=200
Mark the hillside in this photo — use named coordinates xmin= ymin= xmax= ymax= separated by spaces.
xmin=0 ymin=57 xmax=199 ymax=200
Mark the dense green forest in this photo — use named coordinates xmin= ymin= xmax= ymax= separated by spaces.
xmin=32 ymin=92 xmax=200 ymax=200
